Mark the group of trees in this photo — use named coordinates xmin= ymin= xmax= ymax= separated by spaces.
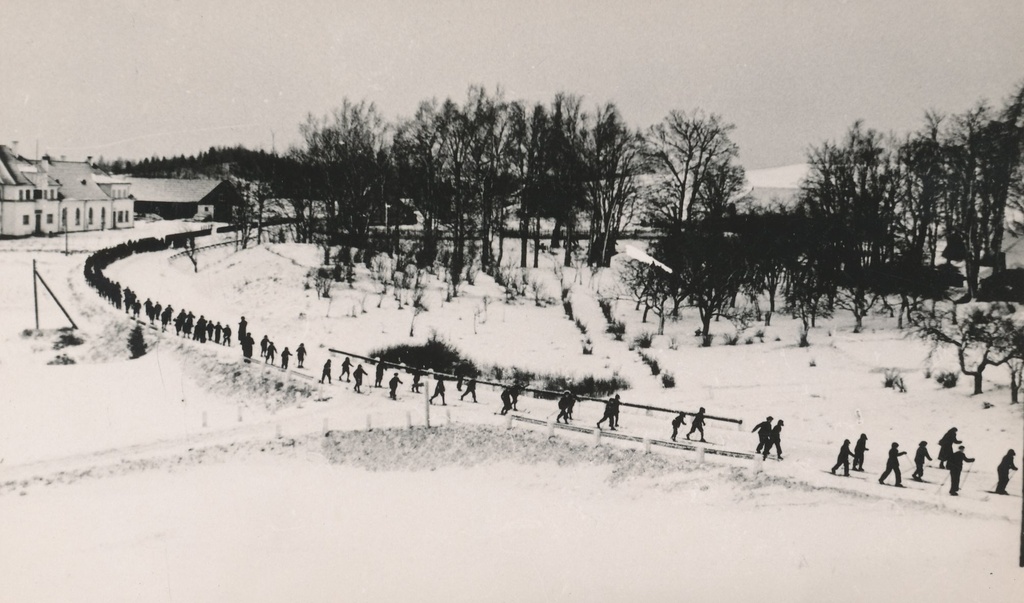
xmin=628 ymin=83 xmax=1024 ymax=363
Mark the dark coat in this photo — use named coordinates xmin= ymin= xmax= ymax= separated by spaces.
xmin=915 ymin=445 xmax=932 ymax=464
xmin=998 ymin=453 xmax=1018 ymax=474
xmin=836 ymin=442 xmax=852 ymax=462
xmin=946 ymin=450 xmax=974 ymax=473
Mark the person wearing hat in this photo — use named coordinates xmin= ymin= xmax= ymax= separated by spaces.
xmin=752 ymin=416 xmax=774 ymax=453
xmin=995 ymin=450 xmax=1017 ymax=495
xmin=947 ymin=445 xmax=975 ymax=496
xmin=937 ymin=427 xmax=961 ymax=469
xmin=597 ymin=395 xmax=619 ymax=431
xmin=879 ymin=442 xmax=907 ymax=487
xmin=687 ymin=407 xmax=707 ymax=442
xmin=853 ymin=434 xmax=869 ymax=471
xmin=280 ymin=346 xmax=291 ymax=370
xmin=320 ymin=359 xmax=332 ymax=384
xmin=374 ymin=359 xmax=386 ymax=388
xmin=764 ymin=419 xmax=784 ymax=461
xmin=353 ymin=363 xmax=368 ymax=393
xmin=912 ymin=441 xmax=932 ymax=482
xmin=460 ymin=377 xmax=478 ymax=403
xmin=429 ymin=375 xmax=446 ymax=405
xmin=296 ymin=343 xmax=306 ymax=369
xmin=610 ymin=394 xmax=621 ymax=429
xmin=831 ymin=439 xmax=852 ymax=476
xmin=670 ymin=411 xmax=687 ymax=441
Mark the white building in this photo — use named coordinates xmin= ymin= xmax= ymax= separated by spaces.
xmin=0 ymin=144 xmax=134 ymax=237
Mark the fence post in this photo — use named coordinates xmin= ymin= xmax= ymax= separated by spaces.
xmin=547 ymin=419 xmax=556 ymax=438
xmin=323 ymin=418 xmax=329 ymax=435
xmin=754 ymin=453 xmax=763 ymax=473
xmin=445 ymin=407 xmax=452 ymax=425
xmin=593 ymin=428 xmax=601 ymax=447
xmin=504 ymin=413 xmax=513 ymax=429
xmin=424 ymin=378 xmax=431 ymax=428
xmin=275 ymin=424 xmax=282 ymax=439
xmin=366 ymin=414 xmax=372 ymax=432
xmin=643 ymin=437 xmax=651 ymax=454
xmin=202 ymin=411 xmax=208 ymax=428
xmin=697 ymin=446 xmax=706 ymax=465
xmin=406 ymin=411 xmax=412 ymax=429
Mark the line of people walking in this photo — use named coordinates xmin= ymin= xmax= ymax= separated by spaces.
xmin=829 ymin=426 xmax=1017 ymax=497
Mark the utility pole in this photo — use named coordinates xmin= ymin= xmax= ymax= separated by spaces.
xmin=32 ymin=259 xmax=39 ymax=330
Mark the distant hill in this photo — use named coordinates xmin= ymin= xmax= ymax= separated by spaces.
xmin=96 ymin=145 xmax=281 ymax=179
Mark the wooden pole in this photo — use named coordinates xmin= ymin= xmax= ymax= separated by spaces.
xmin=34 ymin=269 xmax=77 ymax=329
xmin=32 ymin=259 xmax=39 ymax=330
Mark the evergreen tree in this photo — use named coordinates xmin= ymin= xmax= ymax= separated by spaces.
xmin=128 ymin=325 xmax=147 ymax=359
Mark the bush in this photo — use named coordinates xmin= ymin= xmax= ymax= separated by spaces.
xmin=633 ymin=331 xmax=654 ymax=349
xmin=369 ymin=334 xmax=478 ymax=377
xmin=563 ymin=299 xmax=574 ymax=320
xmin=724 ymin=333 xmax=740 ymax=346
xmin=639 ymin=350 xmax=661 ymax=375
xmin=883 ymin=368 xmax=907 ymax=393
xmin=606 ymin=320 xmax=626 ymax=341
xmin=744 ymin=337 xmax=754 ymax=345
xmin=798 ymin=327 xmax=810 ymax=348
xmin=935 ymin=371 xmax=959 ymax=389
xmin=48 ymin=353 xmax=76 ymax=365
xmin=701 ymin=333 xmax=715 ymax=347
xmin=53 ymin=329 xmax=84 ymax=350
xmin=128 ymin=325 xmax=147 ymax=359
xmin=661 ymin=372 xmax=676 ymax=388
xmin=809 ymin=358 xmax=817 ymax=367
xmin=541 ymin=373 xmax=629 ymax=398
xmin=598 ymin=298 xmax=614 ymax=324
xmin=754 ymin=329 xmax=765 ymax=342
xmin=582 ymin=338 xmax=594 ymax=355
xmin=574 ymin=318 xmax=588 ymax=335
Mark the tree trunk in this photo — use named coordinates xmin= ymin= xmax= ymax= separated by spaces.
xmin=520 ymin=216 xmax=528 ymax=268
xmin=973 ymin=371 xmax=983 ymax=395
xmin=550 ymin=218 xmax=563 ymax=249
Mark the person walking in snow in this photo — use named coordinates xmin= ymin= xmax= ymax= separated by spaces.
xmin=214 ymin=322 xmax=222 ymax=344
xmin=912 ymin=441 xmax=932 ymax=482
xmin=161 ymin=305 xmax=173 ymax=332
xmin=937 ymin=427 xmax=961 ymax=469
xmin=132 ymin=299 xmax=142 ymax=319
xmin=752 ymin=416 xmax=773 ymax=453
xmin=596 ymin=395 xmax=619 ymax=431
xmin=144 ymin=298 xmax=154 ymax=323
xmin=429 ymin=377 xmax=447 ymax=405
xmin=687 ymin=407 xmax=707 ymax=442
xmin=763 ymin=419 xmax=784 ymax=461
xmin=206 ymin=321 xmax=214 ymax=343
xmin=831 ymin=439 xmax=852 ymax=476
xmin=500 ymin=386 xmax=518 ymax=415
xmin=411 ymin=369 xmax=423 ymax=394
xmin=238 ymin=316 xmax=247 ymax=342
xmin=222 ymin=324 xmax=232 ymax=346
xmin=296 ymin=343 xmax=306 ymax=369
xmin=460 ymin=378 xmax=478 ymax=403
xmin=374 ymin=360 xmax=386 ymax=388
xmin=853 ymin=434 xmax=869 ymax=472
xmin=195 ymin=316 xmax=207 ymax=343
xmin=280 ymin=347 xmax=291 ymax=370
xmin=878 ymin=442 xmax=907 ymax=487
xmin=389 ymin=373 xmax=403 ymax=400
xmin=241 ymin=333 xmax=254 ymax=361
xmin=353 ymin=364 xmax=367 ymax=393
xmin=556 ymin=391 xmax=574 ymax=424
xmin=183 ymin=312 xmax=194 ymax=337
xmin=670 ymin=411 xmax=687 ymax=441
xmin=947 ymin=445 xmax=975 ymax=496
xmin=260 ymin=335 xmax=269 ymax=359
xmin=153 ymin=302 xmax=162 ymax=326
xmin=174 ymin=310 xmax=185 ymax=336
xmin=340 ymin=357 xmax=352 ymax=382
xmin=265 ymin=340 xmax=277 ymax=365
xmin=320 ymin=359 xmax=332 ymax=384
xmin=995 ymin=450 xmax=1017 ymax=495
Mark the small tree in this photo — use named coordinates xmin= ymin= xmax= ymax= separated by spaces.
xmin=915 ymin=302 xmax=1017 ymax=395
xmin=128 ymin=325 xmax=147 ymax=359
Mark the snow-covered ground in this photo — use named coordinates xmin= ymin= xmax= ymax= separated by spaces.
xmin=0 ymin=225 xmax=1021 ymax=601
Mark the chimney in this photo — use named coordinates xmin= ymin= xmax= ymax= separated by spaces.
xmin=86 ymin=156 xmax=93 ymax=166
xmin=11 ymin=141 xmax=18 ymax=156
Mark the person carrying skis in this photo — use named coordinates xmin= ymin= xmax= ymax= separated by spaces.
xmin=947 ymin=445 xmax=975 ymax=496
xmin=687 ymin=407 xmax=707 ymax=442
xmin=937 ymin=428 xmax=961 ymax=469
xmin=912 ymin=441 xmax=932 ymax=482
xmin=831 ymin=439 xmax=852 ymax=476
xmin=340 ymin=357 xmax=352 ymax=382
xmin=596 ymin=395 xmax=619 ymax=431
xmin=556 ymin=391 xmax=574 ymax=424
xmin=500 ymin=386 xmax=517 ymax=415
xmin=353 ymin=364 xmax=367 ymax=393
xmin=411 ymin=369 xmax=423 ymax=394
xmin=763 ymin=419 xmax=784 ymax=461
xmin=320 ymin=359 xmax=332 ymax=384
xmin=389 ymin=373 xmax=403 ymax=400
xmin=853 ymin=434 xmax=869 ymax=472
xmin=296 ymin=343 xmax=306 ymax=369
xmin=670 ymin=412 xmax=687 ymax=441
xmin=280 ymin=347 xmax=291 ymax=370
xmin=460 ymin=378 xmax=478 ymax=403
xmin=995 ymin=450 xmax=1017 ymax=495
xmin=878 ymin=442 xmax=907 ymax=487
xmin=429 ymin=377 xmax=447 ymax=405
xmin=374 ymin=359 xmax=386 ymax=388
xmin=752 ymin=416 xmax=773 ymax=453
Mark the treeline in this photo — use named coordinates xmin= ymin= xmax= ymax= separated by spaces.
xmin=630 ymin=81 xmax=1024 ymax=349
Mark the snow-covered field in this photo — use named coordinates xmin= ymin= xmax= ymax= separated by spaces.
xmin=0 ymin=224 xmax=1021 ymax=602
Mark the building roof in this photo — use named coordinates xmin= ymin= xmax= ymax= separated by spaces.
xmin=0 ymin=145 xmax=35 ymax=186
xmin=43 ymin=160 xmax=114 ymax=201
xmin=127 ymin=177 xmax=224 ymax=203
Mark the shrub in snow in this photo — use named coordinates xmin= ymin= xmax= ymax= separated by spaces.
xmin=701 ymin=333 xmax=715 ymax=347
xmin=744 ymin=337 xmax=754 ymax=345
xmin=935 ymin=371 xmax=959 ymax=389
xmin=639 ymin=350 xmax=661 ymax=375
xmin=755 ymin=329 xmax=765 ymax=342
xmin=582 ymin=338 xmax=594 ymax=355
xmin=48 ymin=353 xmax=76 ymax=365
xmin=883 ymin=368 xmax=906 ymax=393
xmin=808 ymin=358 xmax=816 ymax=367
xmin=606 ymin=320 xmax=626 ymax=341
xmin=633 ymin=331 xmax=654 ymax=349
xmin=563 ymin=299 xmax=574 ymax=320
xmin=53 ymin=329 xmax=84 ymax=350
xmin=598 ymin=298 xmax=614 ymax=324
xmin=798 ymin=327 xmax=810 ymax=348
xmin=724 ymin=333 xmax=740 ymax=346
xmin=661 ymin=372 xmax=676 ymax=388
xmin=128 ymin=325 xmax=147 ymax=359
xmin=574 ymin=318 xmax=588 ymax=335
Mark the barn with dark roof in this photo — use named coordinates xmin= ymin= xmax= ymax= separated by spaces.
xmin=129 ymin=177 xmax=240 ymax=221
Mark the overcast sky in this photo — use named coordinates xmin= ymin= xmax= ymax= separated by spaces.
xmin=3 ymin=0 xmax=1022 ymax=168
